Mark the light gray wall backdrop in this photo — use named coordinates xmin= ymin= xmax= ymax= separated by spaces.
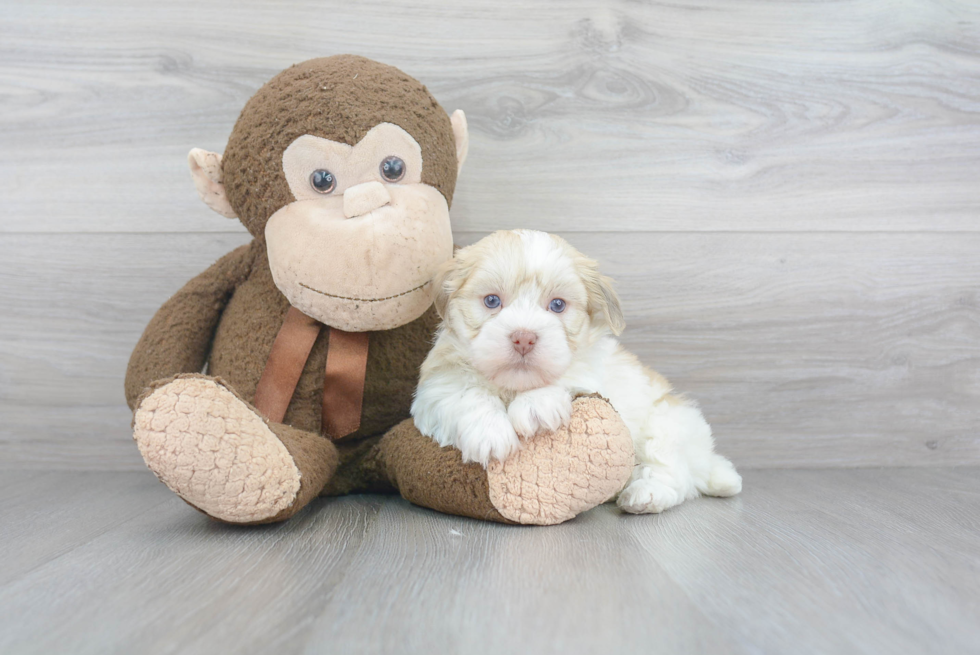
xmin=1 ymin=0 xmax=978 ymax=470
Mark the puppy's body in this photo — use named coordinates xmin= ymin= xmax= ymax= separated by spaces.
xmin=412 ymin=230 xmax=741 ymax=514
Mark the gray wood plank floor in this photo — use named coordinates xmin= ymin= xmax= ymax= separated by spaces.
xmin=0 ymin=468 xmax=977 ymax=655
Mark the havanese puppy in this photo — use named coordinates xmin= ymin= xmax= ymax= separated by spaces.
xmin=411 ymin=229 xmax=742 ymax=514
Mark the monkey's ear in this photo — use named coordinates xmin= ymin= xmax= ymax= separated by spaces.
xmin=450 ymin=110 xmax=469 ymax=176
xmin=188 ymin=148 xmax=237 ymax=218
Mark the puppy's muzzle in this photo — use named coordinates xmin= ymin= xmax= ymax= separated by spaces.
xmin=510 ymin=330 xmax=537 ymax=356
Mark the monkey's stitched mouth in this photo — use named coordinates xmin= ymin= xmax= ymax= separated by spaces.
xmin=298 ymin=280 xmax=430 ymax=303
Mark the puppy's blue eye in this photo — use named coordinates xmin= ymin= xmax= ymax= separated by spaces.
xmin=484 ymin=294 xmax=501 ymax=309
xmin=549 ymin=298 xmax=566 ymax=313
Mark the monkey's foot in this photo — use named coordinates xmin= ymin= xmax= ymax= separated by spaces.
xmin=133 ymin=376 xmax=301 ymax=523
xmin=485 ymin=395 xmax=635 ymax=525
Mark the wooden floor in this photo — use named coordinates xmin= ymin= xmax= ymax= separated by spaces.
xmin=0 ymin=468 xmax=976 ymax=655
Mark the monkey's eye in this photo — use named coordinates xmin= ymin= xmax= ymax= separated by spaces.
xmin=549 ymin=298 xmax=566 ymax=313
xmin=380 ymin=156 xmax=406 ymax=182
xmin=484 ymin=294 xmax=501 ymax=309
xmin=310 ymin=169 xmax=336 ymax=194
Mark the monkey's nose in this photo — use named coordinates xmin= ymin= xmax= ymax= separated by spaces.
xmin=343 ymin=181 xmax=391 ymax=218
xmin=510 ymin=330 xmax=537 ymax=356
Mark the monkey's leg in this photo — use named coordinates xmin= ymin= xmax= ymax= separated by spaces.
xmin=133 ymin=374 xmax=337 ymax=524
xmin=352 ymin=395 xmax=635 ymax=525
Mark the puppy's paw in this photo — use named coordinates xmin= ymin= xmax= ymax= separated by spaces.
xmin=705 ymin=455 xmax=742 ymax=497
xmin=457 ymin=411 xmax=522 ymax=466
xmin=617 ymin=478 xmax=681 ymax=514
xmin=508 ymin=386 xmax=573 ymax=439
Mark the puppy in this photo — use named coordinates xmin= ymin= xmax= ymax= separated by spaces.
xmin=411 ymin=229 xmax=742 ymax=514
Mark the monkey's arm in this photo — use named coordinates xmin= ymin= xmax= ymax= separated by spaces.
xmin=125 ymin=243 xmax=254 ymax=409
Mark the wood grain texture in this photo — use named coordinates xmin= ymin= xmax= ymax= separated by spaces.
xmin=1 ymin=0 xmax=979 ymax=233
xmin=2 ymin=231 xmax=978 ymax=469
xmin=0 ymin=471 xmax=171 ymax=585
xmin=0 ymin=469 xmax=977 ymax=654
xmin=1 ymin=0 xmax=979 ymax=470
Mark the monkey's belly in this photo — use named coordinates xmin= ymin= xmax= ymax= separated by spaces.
xmin=208 ymin=266 xmax=439 ymax=439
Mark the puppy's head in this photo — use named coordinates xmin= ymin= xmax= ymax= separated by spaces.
xmin=432 ymin=229 xmax=624 ymax=391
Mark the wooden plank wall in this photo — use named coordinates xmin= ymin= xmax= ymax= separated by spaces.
xmin=1 ymin=0 xmax=978 ymax=470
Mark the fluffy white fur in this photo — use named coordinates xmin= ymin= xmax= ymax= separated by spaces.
xmin=411 ymin=229 xmax=742 ymax=514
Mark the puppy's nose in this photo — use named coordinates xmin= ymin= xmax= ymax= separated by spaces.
xmin=344 ymin=181 xmax=391 ymax=218
xmin=511 ymin=330 xmax=537 ymax=356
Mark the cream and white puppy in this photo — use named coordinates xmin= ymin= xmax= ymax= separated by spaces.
xmin=411 ymin=229 xmax=742 ymax=514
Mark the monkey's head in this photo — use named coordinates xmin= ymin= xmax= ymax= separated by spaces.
xmin=188 ymin=55 xmax=469 ymax=332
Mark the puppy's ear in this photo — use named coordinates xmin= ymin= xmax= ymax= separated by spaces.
xmin=597 ymin=274 xmax=626 ymax=335
xmin=582 ymin=261 xmax=626 ymax=336
xmin=430 ymin=252 xmax=467 ymax=320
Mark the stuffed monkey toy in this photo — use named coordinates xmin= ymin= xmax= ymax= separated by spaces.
xmin=125 ymin=55 xmax=633 ymax=526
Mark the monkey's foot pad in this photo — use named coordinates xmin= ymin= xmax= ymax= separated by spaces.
xmin=486 ymin=396 xmax=635 ymax=525
xmin=133 ymin=377 xmax=301 ymax=523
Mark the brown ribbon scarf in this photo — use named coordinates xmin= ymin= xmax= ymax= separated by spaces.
xmin=253 ymin=306 xmax=369 ymax=440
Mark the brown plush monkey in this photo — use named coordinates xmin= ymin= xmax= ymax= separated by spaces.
xmin=125 ymin=55 xmax=633 ymax=525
